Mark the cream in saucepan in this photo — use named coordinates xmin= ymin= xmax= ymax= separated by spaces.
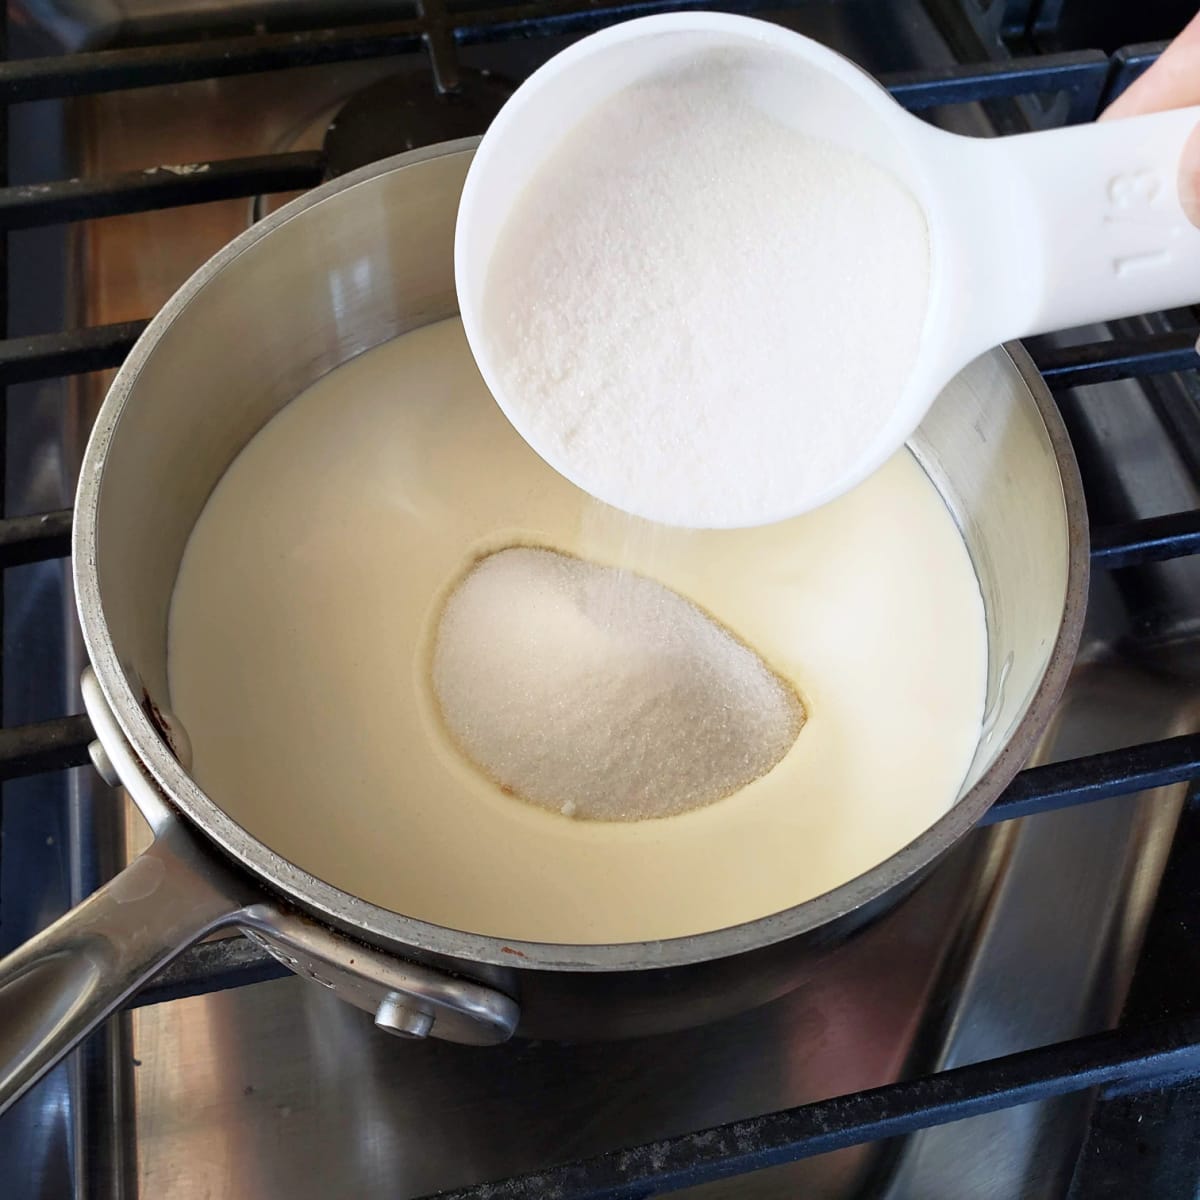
xmin=167 ymin=317 xmax=986 ymax=944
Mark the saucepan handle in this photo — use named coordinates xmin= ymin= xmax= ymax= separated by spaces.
xmin=0 ymin=670 xmax=259 ymax=1117
xmin=0 ymin=814 xmax=252 ymax=1116
xmin=0 ymin=668 xmax=521 ymax=1111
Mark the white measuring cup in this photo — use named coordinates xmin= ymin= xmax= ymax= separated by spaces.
xmin=455 ymin=11 xmax=1200 ymax=528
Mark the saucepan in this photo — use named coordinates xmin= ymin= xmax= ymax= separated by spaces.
xmin=0 ymin=139 xmax=1087 ymax=1116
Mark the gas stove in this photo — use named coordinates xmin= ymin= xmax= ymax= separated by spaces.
xmin=2 ymin=2 xmax=1200 ymax=1197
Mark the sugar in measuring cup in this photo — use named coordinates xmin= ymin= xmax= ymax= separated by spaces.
xmin=455 ymin=12 xmax=1200 ymax=529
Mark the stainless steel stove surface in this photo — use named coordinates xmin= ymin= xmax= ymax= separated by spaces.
xmin=2 ymin=3 xmax=1200 ymax=1198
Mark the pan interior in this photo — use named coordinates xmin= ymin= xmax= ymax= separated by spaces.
xmin=80 ymin=145 xmax=1074 ymax=964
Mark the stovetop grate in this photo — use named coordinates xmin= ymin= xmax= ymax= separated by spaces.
xmin=1 ymin=7 xmax=1198 ymax=1197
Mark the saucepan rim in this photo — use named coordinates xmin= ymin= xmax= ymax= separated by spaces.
xmin=72 ymin=138 xmax=1089 ymax=973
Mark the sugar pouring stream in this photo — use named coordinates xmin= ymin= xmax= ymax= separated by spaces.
xmin=455 ymin=11 xmax=1200 ymax=529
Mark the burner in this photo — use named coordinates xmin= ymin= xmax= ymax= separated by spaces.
xmin=322 ymin=67 xmax=515 ymax=178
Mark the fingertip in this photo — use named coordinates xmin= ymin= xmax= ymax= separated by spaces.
xmin=1180 ymin=123 xmax=1200 ymax=228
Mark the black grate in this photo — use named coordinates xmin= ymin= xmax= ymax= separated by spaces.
xmin=429 ymin=1015 xmax=1200 ymax=1199
xmin=0 ymin=7 xmax=1197 ymax=1198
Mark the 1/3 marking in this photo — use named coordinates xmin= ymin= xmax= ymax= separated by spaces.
xmin=1113 ymin=250 xmax=1170 ymax=276
xmin=1108 ymin=170 xmax=1161 ymax=207
xmin=1105 ymin=169 xmax=1174 ymax=275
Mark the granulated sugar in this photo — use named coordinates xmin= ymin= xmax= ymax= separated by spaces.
xmin=431 ymin=547 xmax=804 ymax=821
xmin=482 ymin=50 xmax=930 ymax=527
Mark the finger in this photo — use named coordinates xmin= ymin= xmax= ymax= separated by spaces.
xmin=1102 ymin=9 xmax=1200 ymax=120
xmin=1181 ymin=122 xmax=1200 ymax=227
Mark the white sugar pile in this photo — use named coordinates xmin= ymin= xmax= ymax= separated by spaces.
xmin=481 ymin=51 xmax=930 ymax=528
xmin=431 ymin=547 xmax=804 ymax=821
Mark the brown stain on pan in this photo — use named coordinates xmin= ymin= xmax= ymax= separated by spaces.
xmin=141 ymin=687 xmax=183 ymax=763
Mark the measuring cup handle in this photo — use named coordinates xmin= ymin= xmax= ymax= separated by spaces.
xmin=982 ymin=106 xmax=1200 ymax=338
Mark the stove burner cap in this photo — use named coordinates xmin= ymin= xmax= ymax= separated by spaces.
xmin=323 ymin=68 xmax=515 ymax=178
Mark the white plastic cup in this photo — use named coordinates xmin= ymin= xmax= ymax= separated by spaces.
xmin=456 ymin=12 xmax=1200 ymax=527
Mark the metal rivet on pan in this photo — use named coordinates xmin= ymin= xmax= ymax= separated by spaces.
xmin=374 ymin=993 xmax=435 ymax=1039
xmin=88 ymin=739 xmax=121 ymax=788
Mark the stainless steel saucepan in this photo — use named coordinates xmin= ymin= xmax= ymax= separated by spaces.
xmin=0 ymin=139 xmax=1088 ymax=1115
